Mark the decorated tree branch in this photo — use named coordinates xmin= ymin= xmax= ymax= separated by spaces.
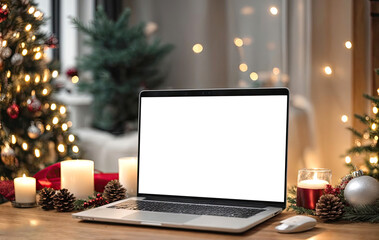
xmin=344 ymin=94 xmax=379 ymax=180
xmin=0 ymin=0 xmax=79 ymax=179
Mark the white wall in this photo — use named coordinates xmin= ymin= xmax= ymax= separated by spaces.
xmin=60 ymin=0 xmax=78 ymax=72
xmin=132 ymin=0 xmax=228 ymax=89
xmin=311 ymin=0 xmax=352 ymax=184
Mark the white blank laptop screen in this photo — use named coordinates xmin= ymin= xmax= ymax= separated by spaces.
xmin=139 ymin=95 xmax=287 ymax=202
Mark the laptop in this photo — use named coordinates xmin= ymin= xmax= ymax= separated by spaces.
xmin=73 ymin=88 xmax=289 ymax=233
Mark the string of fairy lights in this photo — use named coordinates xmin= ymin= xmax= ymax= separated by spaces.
xmin=190 ymin=4 xmax=371 ymax=167
xmin=191 ymin=5 xmax=283 ymax=85
xmin=340 ymin=38 xmax=378 ymax=166
xmin=342 ymin=102 xmax=379 ymax=165
xmin=27 ymin=5 xmax=79 ymax=155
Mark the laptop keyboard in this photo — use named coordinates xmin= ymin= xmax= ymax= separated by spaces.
xmin=108 ymin=200 xmax=265 ymax=218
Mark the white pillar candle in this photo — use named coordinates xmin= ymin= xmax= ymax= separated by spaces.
xmin=14 ymin=174 xmax=36 ymax=203
xmin=61 ymin=160 xmax=94 ymax=199
xmin=297 ymin=179 xmax=329 ymax=189
xmin=119 ymin=157 xmax=138 ymax=197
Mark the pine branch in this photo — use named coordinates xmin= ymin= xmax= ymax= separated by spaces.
xmin=347 ymin=127 xmax=363 ymax=138
xmin=342 ymin=201 xmax=379 ymax=223
xmin=345 ymin=163 xmax=357 ymax=173
xmin=288 ymin=185 xmax=297 ymax=196
xmin=354 ymin=114 xmax=370 ymax=125
xmin=363 ymin=94 xmax=379 ymax=105
xmin=347 ymin=145 xmax=379 ymax=154
xmin=287 ymin=200 xmax=316 ymax=215
xmin=364 ymin=160 xmax=379 ymax=180
xmin=74 ymin=199 xmax=86 ymax=211
xmin=286 ymin=186 xmax=316 ymax=215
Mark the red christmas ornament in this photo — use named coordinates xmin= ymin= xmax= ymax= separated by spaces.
xmin=27 ymin=95 xmax=42 ymax=112
xmin=66 ymin=68 xmax=78 ymax=78
xmin=0 ymin=7 xmax=9 ymax=23
xmin=45 ymin=35 xmax=58 ymax=48
xmin=7 ymin=103 xmax=20 ymax=119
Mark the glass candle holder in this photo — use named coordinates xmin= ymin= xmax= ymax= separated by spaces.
xmin=13 ymin=174 xmax=36 ymax=208
xmin=296 ymin=168 xmax=331 ymax=209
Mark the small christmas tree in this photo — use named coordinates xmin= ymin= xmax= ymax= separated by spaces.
xmin=0 ymin=1 xmax=79 ymax=179
xmin=72 ymin=7 xmax=173 ymax=134
xmin=345 ymin=94 xmax=379 ymax=180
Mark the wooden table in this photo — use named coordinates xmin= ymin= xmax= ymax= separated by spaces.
xmin=0 ymin=202 xmax=378 ymax=240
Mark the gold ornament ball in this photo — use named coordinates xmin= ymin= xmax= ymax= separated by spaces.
xmin=1 ymin=145 xmax=18 ymax=167
xmin=36 ymin=121 xmax=45 ymax=134
xmin=27 ymin=123 xmax=41 ymax=139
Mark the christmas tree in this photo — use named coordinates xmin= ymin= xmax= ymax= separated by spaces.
xmin=73 ymin=7 xmax=173 ymax=134
xmin=0 ymin=0 xmax=79 ymax=179
xmin=345 ymin=94 xmax=379 ymax=180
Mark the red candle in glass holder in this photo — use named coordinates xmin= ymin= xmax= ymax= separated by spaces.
xmin=296 ymin=169 xmax=331 ymax=210
xmin=296 ymin=179 xmax=328 ymax=209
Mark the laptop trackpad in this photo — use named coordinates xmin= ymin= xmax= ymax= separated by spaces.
xmin=123 ymin=212 xmax=198 ymax=224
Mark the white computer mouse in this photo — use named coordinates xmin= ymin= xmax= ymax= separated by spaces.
xmin=275 ymin=215 xmax=317 ymax=233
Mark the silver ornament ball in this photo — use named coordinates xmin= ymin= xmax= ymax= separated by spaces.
xmin=28 ymin=124 xmax=41 ymax=139
xmin=11 ymin=53 xmax=23 ymax=66
xmin=1 ymin=47 xmax=12 ymax=59
xmin=344 ymin=176 xmax=379 ymax=206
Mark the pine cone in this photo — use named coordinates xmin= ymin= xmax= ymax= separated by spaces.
xmin=316 ymin=194 xmax=344 ymax=222
xmin=38 ymin=187 xmax=56 ymax=210
xmin=103 ymin=180 xmax=126 ymax=203
xmin=54 ymin=188 xmax=76 ymax=212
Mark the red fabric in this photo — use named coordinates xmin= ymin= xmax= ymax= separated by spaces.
xmin=0 ymin=180 xmax=15 ymax=201
xmin=34 ymin=162 xmax=62 ymax=190
xmin=0 ymin=163 xmax=118 ymax=201
xmin=94 ymin=173 xmax=119 ymax=192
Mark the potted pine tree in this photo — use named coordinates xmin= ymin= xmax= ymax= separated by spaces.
xmin=73 ymin=7 xmax=173 ymax=134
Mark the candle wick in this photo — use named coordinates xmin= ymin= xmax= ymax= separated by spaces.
xmin=22 ymin=173 xmax=26 ymax=178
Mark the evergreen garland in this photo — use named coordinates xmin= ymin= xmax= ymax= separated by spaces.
xmin=73 ymin=198 xmax=86 ymax=211
xmin=287 ymin=185 xmax=379 ymax=223
xmin=341 ymin=201 xmax=379 ymax=223
xmin=286 ymin=186 xmax=316 ymax=215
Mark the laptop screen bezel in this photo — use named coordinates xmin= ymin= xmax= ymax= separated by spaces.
xmin=137 ymin=88 xmax=289 ymax=209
